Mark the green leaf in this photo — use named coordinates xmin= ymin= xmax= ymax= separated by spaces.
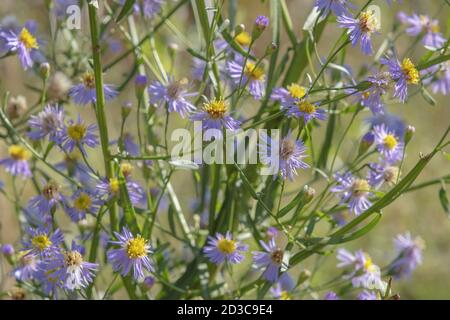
xmin=421 ymin=87 xmax=436 ymax=106
xmin=439 ymin=187 xmax=450 ymax=216
xmin=116 ymin=0 xmax=136 ymax=23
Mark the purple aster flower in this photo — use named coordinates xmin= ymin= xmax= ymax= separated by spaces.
xmin=107 ymin=227 xmax=154 ymax=281
xmin=422 ymin=62 xmax=450 ymax=95
xmin=149 ymin=77 xmax=196 ymax=118
xmin=65 ymin=189 xmax=101 ymax=222
xmin=324 ymin=291 xmax=340 ymax=300
xmin=69 ymin=72 xmax=118 ymax=105
xmin=271 ymin=83 xmax=306 ymax=107
xmin=254 ymin=15 xmax=269 ymax=33
xmin=315 ymin=0 xmax=352 ymax=17
xmin=0 ymin=144 xmax=32 ymax=178
xmin=366 ymin=112 xmax=405 ymax=138
xmin=96 ymin=177 xmax=146 ymax=207
xmin=190 ymin=98 xmax=241 ymax=131
xmin=13 ymin=251 xmax=39 ymax=281
xmin=285 ymin=99 xmax=327 ymax=123
xmin=22 ymin=227 xmax=64 ymax=258
xmin=1 ymin=243 xmax=14 ymax=256
xmin=368 ymin=162 xmax=400 ymax=189
xmin=43 ymin=241 xmax=98 ymax=291
xmin=28 ymin=181 xmax=66 ymax=215
xmin=381 ymin=57 xmax=419 ymax=102
xmin=3 ymin=20 xmax=40 ymax=69
xmin=331 ymin=172 xmax=373 ymax=215
xmin=337 ymin=10 xmax=380 ymax=55
xmin=372 ymin=124 xmax=404 ymax=163
xmin=358 ymin=290 xmax=379 ymax=300
xmin=227 ymin=60 xmax=266 ymax=100
xmin=266 ymin=227 xmax=279 ymax=239
xmin=27 ymin=104 xmax=65 ymax=142
xmin=389 ymin=232 xmax=424 ymax=279
xmin=350 ymin=72 xmax=391 ymax=114
xmin=141 ymin=0 xmax=164 ymax=19
xmin=252 ymin=238 xmax=285 ymax=283
xmin=61 ymin=115 xmax=99 ymax=156
xmin=259 ymin=132 xmax=309 ymax=181
xmin=397 ymin=12 xmax=446 ymax=50
xmin=203 ymin=232 xmax=248 ymax=265
xmin=270 ymin=272 xmax=295 ymax=300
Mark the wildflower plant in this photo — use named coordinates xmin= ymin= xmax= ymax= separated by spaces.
xmin=0 ymin=0 xmax=449 ymax=301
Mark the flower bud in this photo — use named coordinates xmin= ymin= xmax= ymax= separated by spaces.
xmin=235 ymin=24 xmax=246 ymax=36
xmin=168 ymin=43 xmax=179 ymax=58
xmin=143 ymin=276 xmax=155 ymax=289
xmin=135 ymin=75 xmax=148 ymax=97
xmin=39 ymin=62 xmax=50 ymax=80
xmin=1 ymin=244 xmax=14 ymax=257
xmin=358 ymin=132 xmax=374 ymax=155
xmin=404 ymin=125 xmax=415 ymax=145
xmin=121 ymin=101 xmax=133 ymax=119
xmin=303 ymin=185 xmax=315 ymax=204
xmin=252 ymin=15 xmax=269 ymax=39
xmin=266 ymin=226 xmax=279 ymax=239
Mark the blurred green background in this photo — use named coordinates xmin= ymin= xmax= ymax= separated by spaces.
xmin=0 ymin=0 xmax=449 ymax=299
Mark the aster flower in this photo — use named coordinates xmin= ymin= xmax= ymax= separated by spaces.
xmin=3 ymin=20 xmax=40 ymax=69
xmin=350 ymin=72 xmax=391 ymax=114
xmin=358 ymin=290 xmax=380 ymax=300
xmin=22 ymin=227 xmax=64 ymax=258
xmin=252 ymin=238 xmax=285 ymax=283
xmin=61 ymin=115 xmax=99 ymax=155
xmin=190 ymin=97 xmax=241 ymax=131
xmin=69 ymin=72 xmax=118 ymax=105
xmin=148 ymin=77 xmax=196 ymax=118
xmin=381 ymin=57 xmax=420 ymax=102
xmin=96 ymin=177 xmax=146 ymax=207
xmin=107 ymin=227 xmax=154 ymax=281
xmin=0 ymin=144 xmax=32 ymax=178
xmin=65 ymin=189 xmax=101 ymax=222
xmin=27 ymin=104 xmax=65 ymax=142
xmin=315 ymin=0 xmax=352 ymax=17
xmin=141 ymin=0 xmax=164 ymax=19
xmin=13 ymin=251 xmax=39 ymax=281
xmin=285 ymin=99 xmax=327 ymax=124
xmin=389 ymin=232 xmax=424 ymax=279
xmin=331 ymin=172 xmax=373 ymax=215
xmin=270 ymin=273 xmax=295 ymax=300
xmin=28 ymin=181 xmax=66 ymax=215
xmin=271 ymin=83 xmax=306 ymax=107
xmin=43 ymin=241 xmax=98 ymax=291
xmin=203 ymin=232 xmax=248 ymax=265
xmin=227 ymin=60 xmax=266 ymax=100
xmin=368 ymin=162 xmax=400 ymax=189
xmin=422 ymin=62 xmax=450 ymax=95
xmin=372 ymin=124 xmax=404 ymax=163
xmin=397 ymin=12 xmax=446 ymax=50
xmin=259 ymin=133 xmax=309 ymax=181
xmin=324 ymin=291 xmax=340 ymax=300
xmin=337 ymin=10 xmax=380 ymax=55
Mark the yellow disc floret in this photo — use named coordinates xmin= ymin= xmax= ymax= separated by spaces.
xmin=109 ymin=178 xmax=120 ymax=194
xmin=67 ymin=123 xmax=87 ymax=142
xmin=352 ymin=179 xmax=370 ymax=197
xmin=31 ymin=234 xmax=52 ymax=251
xmin=235 ymin=31 xmax=251 ymax=47
xmin=216 ymin=238 xmax=237 ymax=254
xmin=19 ymin=28 xmax=39 ymax=50
xmin=359 ymin=11 xmax=380 ymax=33
xmin=204 ymin=98 xmax=228 ymax=119
xmin=126 ymin=236 xmax=147 ymax=259
xmin=244 ymin=62 xmax=265 ymax=80
xmin=383 ymin=134 xmax=398 ymax=150
xmin=401 ymin=58 xmax=419 ymax=84
xmin=297 ymin=100 xmax=316 ymax=114
xmin=74 ymin=192 xmax=92 ymax=211
xmin=287 ymin=83 xmax=306 ymax=99
xmin=9 ymin=145 xmax=30 ymax=161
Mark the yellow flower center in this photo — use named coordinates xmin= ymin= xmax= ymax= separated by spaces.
xmin=31 ymin=234 xmax=52 ymax=251
xmin=359 ymin=11 xmax=380 ymax=33
xmin=401 ymin=58 xmax=419 ymax=84
xmin=352 ymin=179 xmax=370 ymax=197
xmin=64 ymin=251 xmax=83 ymax=267
xmin=109 ymin=178 xmax=120 ymax=194
xmin=235 ymin=31 xmax=251 ymax=46
xmin=363 ymin=256 xmax=377 ymax=273
xmin=362 ymin=91 xmax=371 ymax=99
xmin=74 ymin=192 xmax=92 ymax=211
xmin=280 ymin=291 xmax=292 ymax=300
xmin=81 ymin=72 xmax=96 ymax=89
xmin=67 ymin=124 xmax=86 ymax=142
xmin=430 ymin=22 xmax=440 ymax=33
xmin=244 ymin=62 xmax=265 ymax=80
xmin=8 ymin=145 xmax=30 ymax=161
xmin=216 ymin=238 xmax=237 ymax=254
xmin=19 ymin=28 xmax=39 ymax=50
xmin=383 ymin=134 xmax=398 ymax=150
xmin=120 ymin=163 xmax=134 ymax=177
xmin=126 ymin=236 xmax=147 ymax=259
xmin=204 ymin=98 xmax=228 ymax=119
xmin=271 ymin=248 xmax=284 ymax=265
xmin=297 ymin=100 xmax=316 ymax=114
xmin=287 ymin=83 xmax=306 ymax=99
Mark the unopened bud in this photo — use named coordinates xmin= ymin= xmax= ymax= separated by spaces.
xmin=252 ymin=15 xmax=269 ymax=39
xmin=168 ymin=43 xmax=179 ymax=57
xmin=404 ymin=125 xmax=415 ymax=144
xmin=358 ymin=132 xmax=374 ymax=155
xmin=303 ymin=185 xmax=315 ymax=204
xmin=121 ymin=101 xmax=132 ymax=119
xmin=1 ymin=244 xmax=14 ymax=257
xmin=135 ymin=75 xmax=148 ymax=97
xmin=39 ymin=62 xmax=50 ymax=80
xmin=143 ymin=276 xmax=155 ymax=289
xmin=235 ymin=24 xmax=245 ymax=36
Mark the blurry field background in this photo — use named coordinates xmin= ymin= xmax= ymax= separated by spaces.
xmin=0 ymin=0 xmax=449 ymax=299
